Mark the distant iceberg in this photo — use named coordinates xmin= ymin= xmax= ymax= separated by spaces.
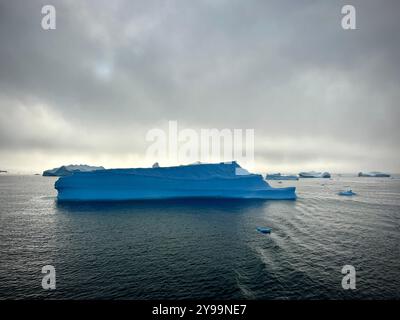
xmin=358 ymin=171 xmax=390 ymax=177
xmin=55 ymin=161 xmax=297 ymax=201
xmin=299 ymin=171 xmax=331 ymax=178
xmin=265 ymin=173 xmax=299 ymax=181
xmin=43 ymin=164 xmax=105 ymax=177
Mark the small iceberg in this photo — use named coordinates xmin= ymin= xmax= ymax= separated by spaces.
xmin=257 ymin=227 xmax=271 ymax=234
xmin=358 ymin=171 xmax=390 ymax=177
xmin=55 ymin=161 xmax=297 ymax=201
xmin=265 ymin=173 xmax=299 ymax=181
xmin=299 ymin=171 xmax=331 ymax=178
xmin=338 ymin=189 xmax=356 ymax=196
xmin=43 ymin=164 xmax=105 ymax=177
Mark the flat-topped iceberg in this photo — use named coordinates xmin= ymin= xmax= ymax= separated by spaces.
xmin=43 ymin=164 xmax=105 ymax=177
xmin=55 ymin=161 xmax=296 ymax=201
xmin=266 ymin=173 xmax=299 ymax=180
xmin=299 ymin=171 xmax=331 ymax=178
xmin=358 ymin=171 xmax=390 ymax=177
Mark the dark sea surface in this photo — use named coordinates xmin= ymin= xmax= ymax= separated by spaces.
xmin=0 ymin=175 xmax=399 ymax=299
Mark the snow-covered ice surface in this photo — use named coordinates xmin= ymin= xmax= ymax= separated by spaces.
xmin=43 ymin=164 xmax=105 ymax=176
xmin=55 ymin=162 xmax=296 ymax=201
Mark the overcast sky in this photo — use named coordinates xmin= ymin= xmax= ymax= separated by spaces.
xmin=0 ymin=0 xmax=399 ymax=173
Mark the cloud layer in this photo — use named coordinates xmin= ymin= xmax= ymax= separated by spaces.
xmin=0 ymin=0 xmax=399 ymax=173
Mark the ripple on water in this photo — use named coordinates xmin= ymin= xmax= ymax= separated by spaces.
xmin=0 ymin=176 xmax=399 ymax=299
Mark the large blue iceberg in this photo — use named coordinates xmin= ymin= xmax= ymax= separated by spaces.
xmin=55 ymin=161 xmax=296 ymax=201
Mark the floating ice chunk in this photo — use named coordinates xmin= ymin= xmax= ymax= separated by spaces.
xmin=338 ymin=189 xmax=356 ymax=196
xmin=257 ymin=227 xmax=271 ymax=234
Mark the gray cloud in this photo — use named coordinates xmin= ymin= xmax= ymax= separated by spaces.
xmin=0 ymin=0 xmax=399 ymax=172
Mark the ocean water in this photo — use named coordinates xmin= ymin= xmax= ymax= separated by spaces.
xmin=0 ymin=175 xmax=399 ymax=299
